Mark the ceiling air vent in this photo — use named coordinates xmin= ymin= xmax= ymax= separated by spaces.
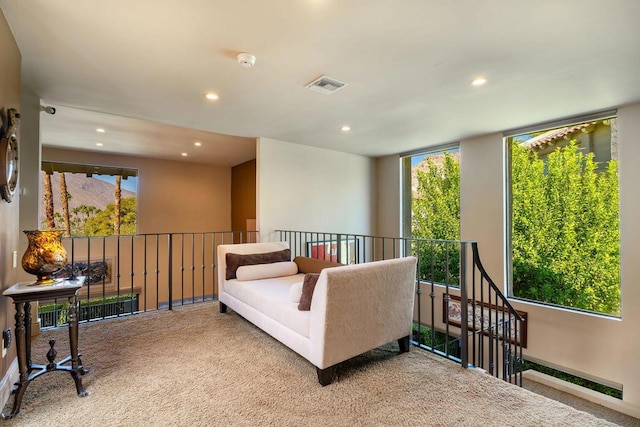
xmin=305 ymin=75 xmax=348 ymax=95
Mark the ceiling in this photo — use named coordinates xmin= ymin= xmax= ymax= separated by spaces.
xmin=2 ymin=1 xmax=640 ymax=165
xmin=38 ymin=105 xmax=256 ymax=166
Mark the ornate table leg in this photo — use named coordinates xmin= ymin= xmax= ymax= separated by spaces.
xmin=24 ymin=301 xmax=32 ymax=370
xmin=1 ymin=302 xmax=29 ymax=420
xmin=67 ymin=295 xmax=88 ymax=397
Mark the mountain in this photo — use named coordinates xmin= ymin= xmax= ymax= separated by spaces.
xmin=39 ymin=172 xmax=136 ymax=217
xmin=411 ymin=151 xmax=460 ymax=196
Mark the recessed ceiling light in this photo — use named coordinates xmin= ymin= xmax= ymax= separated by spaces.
xmin=205 ymin=93 xmax=219 ymax=101
xmin=471 ymin=77 xmax=487 ymax=86
xmin=194 ymin=141 xmax=202 ymax=147
xmin=96 ymin=128 xmax=106 ymax=133
xmin=96 ymin=142 xmax=103 ymax=147
xmin=341 ymin=125 xmax=351 ymax=132
xmin=181 ymin=152 xmax=188 ymax=157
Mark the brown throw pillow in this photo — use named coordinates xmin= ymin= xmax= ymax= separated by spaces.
xmin=225 ymin=249 xmax=291 ymax=280
xmin=298 ymin=273 xmax=320 ymax=311
xmin=293 ymin=256 xmax=343 ymax=274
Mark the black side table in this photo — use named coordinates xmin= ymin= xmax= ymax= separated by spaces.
xmin=1 ymin=277 xmax=89 ymax=419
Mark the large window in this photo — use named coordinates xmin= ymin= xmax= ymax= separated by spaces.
xmin=402 ymin=146 xmax=460 ymax=284
xmin=39 ymin=162 xmax=138 ymax=236
xmin=507 ymin=115 xmax=620 ymax=316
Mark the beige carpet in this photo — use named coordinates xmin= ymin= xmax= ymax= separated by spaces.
xmin=2 ymin=302 xmax=621 ymax=426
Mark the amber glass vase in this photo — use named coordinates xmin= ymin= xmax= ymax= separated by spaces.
xmin=21 ymin=230 xmax=68 ymax=285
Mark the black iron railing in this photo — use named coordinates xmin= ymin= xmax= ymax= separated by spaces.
xmin=467 ymin=242 xmax=524 ymax=384
xmin=40 ymin=231 xmax=258 ymax=328
xmin=277 ymin=229 xmax=525 ymax=386
xmin=43 ymin=228 xmax=523 ymax=385
xmin=39 ymin=294 xmax=139 ymax=328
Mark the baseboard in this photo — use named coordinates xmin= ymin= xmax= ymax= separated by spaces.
xmin=0 ymin=357 xmax=19 ymax=411
xmin=523 ymin=370 xmax=640 ymax=419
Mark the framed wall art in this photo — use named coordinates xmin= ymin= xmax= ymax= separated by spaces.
xmin=53 ymin=257 xmax=114 ymax=285
xmin=0 ymin=107 xmax=20 ymax=203
xmin=443 ymin=294 xmax=528 ymax=347
xmin=307 ymin=238 xmax=359 ymax=265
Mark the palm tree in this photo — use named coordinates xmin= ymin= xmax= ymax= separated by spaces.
xmin=59 ymin=172 xmax=71 ymax=236
xmin=43 ymin=171 xmax=56 ymax=229
xmin=114 ymin=175 xmax=121 ymax=235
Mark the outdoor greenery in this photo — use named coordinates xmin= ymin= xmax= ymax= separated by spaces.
xmin=41 ymin=170 xmax=137 ymax=236
xmin=411 ymin=152 xmax=461 ymax=286
xmin=410 ymin=139 xmax=620 ymax=315
xmin=38 ymin=294 xmax=138 ymax=327
xmin=511 ymin=141 xmax=620 ymax=315
xmin=47 ymin=197 xmax=137 ymax=236
xmin=412 ymin=152 xmax=460 ymax=242
xmin=83 ymin=197 xmax=137 ymax=236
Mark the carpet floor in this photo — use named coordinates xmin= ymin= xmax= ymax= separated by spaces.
xmin=1 ymin=302 xmax=625 ymax=426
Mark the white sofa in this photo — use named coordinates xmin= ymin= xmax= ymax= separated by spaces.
xmin=217 ymin=242 xmax=418 ymax=385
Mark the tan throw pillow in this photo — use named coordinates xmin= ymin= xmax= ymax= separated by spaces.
xmin=293 ymin=256 xmax=343 ymax=274
xmin=298 ymin=273 xmax=320 ymax=311
xmin=225 ymin=249 xmax=291 ymax=280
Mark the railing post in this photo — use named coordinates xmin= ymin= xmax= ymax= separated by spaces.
xmin=459 ymin=242 xmax=469 ymax=369
xmin=168 ymin=234 xmax=173 ymax=310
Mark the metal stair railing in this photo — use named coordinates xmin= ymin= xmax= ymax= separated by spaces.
xmin=466 ymin=241 xmax=524 ymax=385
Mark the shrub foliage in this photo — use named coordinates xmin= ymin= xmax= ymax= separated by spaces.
xmin=412 ymin=152 xmax=461 ymax=286
xmin=511 ymin=141 xmax=619 ymax=315
xmin=50 ymin=197 xmax=137 ymax=236
xmin=411 ymin=143 xmax=620 ymax=315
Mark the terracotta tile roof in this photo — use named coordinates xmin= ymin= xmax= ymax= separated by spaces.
xmin=521 ymin=122 xmax=595 ymax=149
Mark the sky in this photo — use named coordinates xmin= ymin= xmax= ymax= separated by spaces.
xmin=410 ymin=148 xmax=460 ymax=167
xmin=95 ymin=175 xmax=138 ymax=193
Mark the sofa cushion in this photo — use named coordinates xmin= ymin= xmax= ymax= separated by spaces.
xmin=293 ymin=256 xmax=343 ymax=274
xmin=289 ymin=281 xmax=303 ymax=303
xmin=224 ymin=274 xmax=310 ymax=337
xmin=226 ymin=249 xmax=291 ymax=280
xmin=236 ymin=261 xmax=298 ymax=281
xmin=298 ymin=273 xmax=320 ymax=311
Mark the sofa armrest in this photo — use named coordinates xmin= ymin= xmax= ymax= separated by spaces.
xmin=308 ymin=256 xmax=417 ymax=369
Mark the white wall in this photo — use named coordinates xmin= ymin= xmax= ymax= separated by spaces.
xmin=459 ymin=133 xmax=506 ymax=284
xmin=257 ymin=138 xmax=375 ymax=241
xmin=376 ymin=102 xmax=640 ymax=408
xmin=615 ymin=102 xmax=640 ymax=403
xmin=376 ymin=155 xmax=401 ymax=237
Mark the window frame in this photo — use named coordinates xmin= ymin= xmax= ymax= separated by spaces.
xmin=503 ymin=109 xmax=620 ymax=316
xmin=40 ymin=161 xmax=139 ymax=236
xmin=400 ymin=142 xmax=460 ymax=240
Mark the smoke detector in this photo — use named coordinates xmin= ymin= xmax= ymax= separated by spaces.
xmin=305 ymin=75 xmax=348 ymax=95
xmin=237 ymin=52 xmax=256 ymax=68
